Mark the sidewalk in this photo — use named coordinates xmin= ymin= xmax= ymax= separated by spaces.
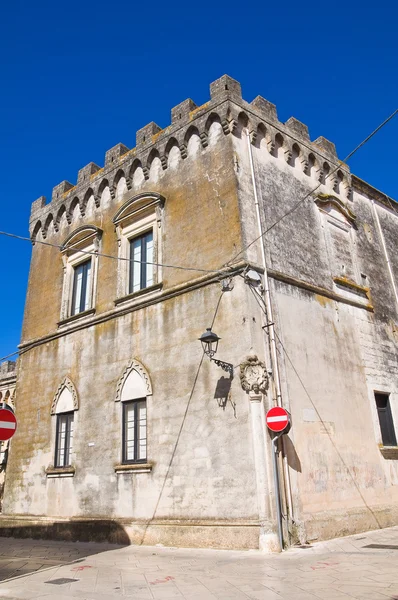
xmin=0 ymin=526 xmax=396 ymax=599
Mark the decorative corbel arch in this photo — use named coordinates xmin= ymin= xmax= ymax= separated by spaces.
xmin=67 ymin=196 xmax=83 ymax=223
xmin=51 ymin=377 xmax=79 ymax=415
xmin=82 ymin=187 xmax=97 ymax=213
xmin=31 ymin=220 xmax=43 ymax=244
xmin=55 ymin=204 xmax=67 ymax=230
xmin=42 ymin=214 xmax=54 ymax=239
xmin=115 ymin=359 xmax=153 ymax=402
xmin=164 ymin=137 xmax=181 ymax=168
xmin=96 ymin=178 xmax=110 ymax=206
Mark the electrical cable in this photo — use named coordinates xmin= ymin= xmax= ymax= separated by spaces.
xmin=0 ymin=236 xmax=230 ymax=366
xmin=0 ymin=230 xmax=220 ymax=275
xmin=225 ymin=108 xmax=398 ymax=267
xmin=0 ymin=350 xmax=20 ymax=363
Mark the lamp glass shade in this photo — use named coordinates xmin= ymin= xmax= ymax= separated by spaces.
xmin=199 ymin=328 xmax=220 ymax=357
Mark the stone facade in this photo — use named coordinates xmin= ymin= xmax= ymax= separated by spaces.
xmin=0 ymin=361 xmax=16 ymax=510
xmin=3 ymin=75 xmax=398 ymax=549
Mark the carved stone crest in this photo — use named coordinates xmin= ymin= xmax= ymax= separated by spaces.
xmin=240 ymin=355 xmax=268 ymax=395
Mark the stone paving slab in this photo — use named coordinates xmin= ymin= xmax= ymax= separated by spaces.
xmin=0 ymin=526 xmax=396 ymax=598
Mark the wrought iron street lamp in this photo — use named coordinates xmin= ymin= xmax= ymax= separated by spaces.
xmin=198 ymin=328 xmax=233 ymax=377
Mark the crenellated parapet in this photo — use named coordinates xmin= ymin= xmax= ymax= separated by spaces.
xmin=30 ymin=74 xmax=357 ymax=241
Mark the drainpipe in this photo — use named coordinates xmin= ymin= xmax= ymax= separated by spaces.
xmin=245 ymin=129 xmax=294 ymax=545
xmin=372 ymin=199 xmax=398 ymax=313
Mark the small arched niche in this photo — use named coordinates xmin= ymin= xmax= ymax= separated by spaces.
xmin=116 ymin=359 xmax=152 ymax=402
xmin=290 ymin=143 xmax=301 ymax=169
xmin=274 ymin=133 xmax=285 ymax=159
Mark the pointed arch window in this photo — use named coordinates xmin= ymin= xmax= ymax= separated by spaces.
xmin=55 ymin=412 xmax=74 ymax=467
xmin=49 ymin=378 xmax=78 ymax=473
xmin=115 ymin=360 xmax=152 ymax=467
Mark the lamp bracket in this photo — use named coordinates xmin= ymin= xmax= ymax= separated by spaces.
xmin=211 ymin=357 xmax=234 ymax=378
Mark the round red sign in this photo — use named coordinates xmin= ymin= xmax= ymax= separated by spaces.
xmin=266 ymin=406 xmax=290 ymax=433
xmin=0 ymin=408 xmax=17 ymax=442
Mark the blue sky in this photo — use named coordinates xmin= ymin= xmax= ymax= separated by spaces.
xmin=0 ymin=0 xmax=397 ymax=359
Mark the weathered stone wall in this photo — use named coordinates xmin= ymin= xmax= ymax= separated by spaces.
xmin=0 ymin=361 xmax=16 ymax=510
xmin=233 ymin=121 xmax=398 ymax=542
xmin=5 ymin=279 xmax=266 ymax=548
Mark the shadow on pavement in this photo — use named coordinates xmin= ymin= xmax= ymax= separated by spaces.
xmin=0 ymin=520 xmax=129 ymax=583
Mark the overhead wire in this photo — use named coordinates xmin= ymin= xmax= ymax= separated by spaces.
xmin=0 ymin=230 xmax=220 ymax=275
xmin=0 ymin=350 xmax=20 ymax=363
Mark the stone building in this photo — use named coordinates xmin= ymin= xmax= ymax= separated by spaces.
xmin=3 ymin=76 xmax=398 ymax=550
xmin=0 ymin=361 xmax=16 ymax=509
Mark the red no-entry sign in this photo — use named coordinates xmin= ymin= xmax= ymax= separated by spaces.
xmin=0 ymin=408 xmax=17 ymax=442
xmin=266 ymin=406 xmax=290 ymax=433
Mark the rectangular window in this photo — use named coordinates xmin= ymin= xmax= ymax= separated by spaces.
xmin=123 ymin=400 xmax=147 ymax=463
xmin=375 ymin=392 xmax=397 ymax=447
xmin=129 ymin=232 xmax=153 ymax=294
xmin=71 ymin=259 xmax=91 ymax=315
xmin=55 ymin=412 xmax=74 ymax=467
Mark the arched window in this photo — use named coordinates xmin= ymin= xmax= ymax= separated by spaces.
xmin=51 ymin=378 xmax=78 ymax=468
xmin=60 ymin=226 xmax=102 ymax=323
xmin=116 ymin=360 xmax=152 ymax=465
xmin=113 ymin=193 xmax=165 ymax=303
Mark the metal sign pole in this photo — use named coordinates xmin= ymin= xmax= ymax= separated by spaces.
xmin=272 ymin=432 xmax=284 ymax=551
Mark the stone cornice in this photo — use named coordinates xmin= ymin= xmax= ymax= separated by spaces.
xmin=18 ymin=261 xmax=248 ymax=352
xmin=269 ymin=269 xmax=374 ymax=312
xmin=352 ymin=175 xmax=398 ymax=212
xmin=0 ymin=374 xmax=17 ymax=386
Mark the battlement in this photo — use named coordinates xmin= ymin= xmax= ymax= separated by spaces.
xmin=30 ymin=74 xmax=360 ymax=239
xmin=0 ymin=361 xmax=16 ymax=379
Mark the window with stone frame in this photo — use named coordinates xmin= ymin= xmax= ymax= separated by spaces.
xmin=55 ymin=412 xmax=74 ymax=467
xmin=129 ymin=231 xmax=154 ymax=294
xmin=71 ymin=259 xmax=92 ymax=315
xmin=115 ymin=359 xmax=152 ymax=470
xmin=50 ymin=377 xmax=79 ymax=472
xmin=113 ymin=193 xmax=165 ymax=302
xmin=122 ymin=399 xmax=147 ymax=463
xmin=316 ymin=195 xmax=358 ymax=283
xmin=59 ymin=226 xmax=102 ymax=322
xmin=375 ymin=392 xmax=397 ymax=447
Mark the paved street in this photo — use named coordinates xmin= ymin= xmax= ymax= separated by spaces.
xmin=0 ymin=526 xmax=396 ymax=599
